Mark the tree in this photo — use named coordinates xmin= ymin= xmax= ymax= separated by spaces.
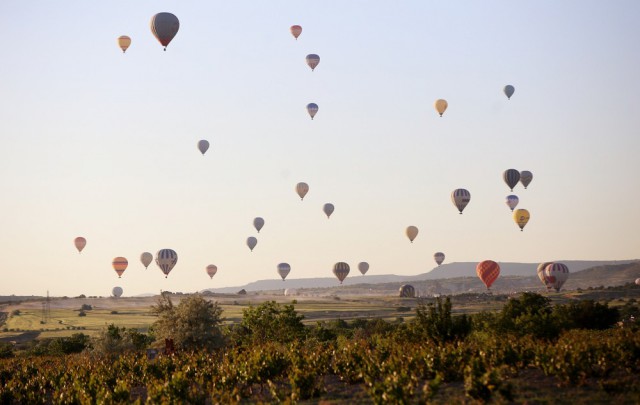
xmin=414 ymin=296 xmax=471 ymax=343
xmin=90 ymin=324 xmax=151 ymax=356
xmin=553 ymin=300 xmax=619 ymax=330
xmin=496 ymin=292 xmax=559 ymax=339
xmin=151 ymin=294 xmax=225 ymax=351
xmin=231 ymin=301 xmax=306 ymax=346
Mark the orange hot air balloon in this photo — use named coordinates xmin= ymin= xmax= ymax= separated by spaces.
xmin=290 ymin=25 xmax=302 ymax=40
xmin=74 ymin=237 xmax=86 ymax=253
xmin=476 ymin=260 xmax=500 ymax=290
xmin=112 ymin=257 xmax=128 ymax=278
xmin=117 ymin=35 xmax=131 ymax=53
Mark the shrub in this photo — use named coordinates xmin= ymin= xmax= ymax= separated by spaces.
xmin=553 ymin=300 xmax=620 ymax=330
xmin=414 ymin=296 xmax=471 ymax=343
xmin=230 ymin=301 xmax=305 ymax=346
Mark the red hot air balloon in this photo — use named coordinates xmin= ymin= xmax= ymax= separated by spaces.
xmin=290 ymin=25 xmax=302 ymax=40
xmin=476 ymin=260 xmax=500 ymax=290
xmin=112 ymin=257 xmax=128 ymax=278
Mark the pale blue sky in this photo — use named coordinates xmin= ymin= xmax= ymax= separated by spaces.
xmin=0 ymin=1 xmax=638 ymax=296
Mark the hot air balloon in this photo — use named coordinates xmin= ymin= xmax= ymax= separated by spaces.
xmin=544 ymin=263 xmax=569 ymax=292
xmin=140 ymin=252 xmax=153 ymax=269
xmin=537 ymin=262 xmax=554 ymax=289
xmin=333 ymin=262 xmax=350 ymax=284
xmin=290 ymin=25 xmax=302 ymax=40
xmin=434 ymin=99 xmax=448 ymax=117
xmin=503 ymin=169 xmax=520 ymax=191
xmin=306 ymin=103 xmax=318 ymax=120
xmin=277 ymin=263 xmax=291 ymax=281
xmin=434 ymin=252 xmax=445 ymax=266
xmin=206 ymin=264 xmax=217 ymax=279
xmin=406 ymin=226 xmax=419 ymax=243
xmin=323 ymin=203 xmax=334 ymax=218
xmin=253 ymin=217 xmax=265 ymax=233
xmin=451 ymin=189 xmax=471 ymax=214
xmin=358 ymin=262 xmax=369 ymax=275
xmin=520 ymin=171 xmax=533 ymax=189
xmin=476 ymin=260 xmax=500 ymax=290
xmin=296 ymin=182 xmax=309 ymax=200
xmin=635 ymin=278 xmax=640 ymax=286
xmin=503 ymin=85 xmax=515 ymax=100
xmin=505 ymin=195 xmax=519 ymax=212
xmin=247 ymin=237 xmax=257 ymax=252
xmin=284 ymin=288 xmax=297 ymax=296
xmin=112 ymin=287 xmax=123 ymax=297
xmin=112 ymin=257 xmax=128 ymax=278
xmin=306 ymin=54 xmax=320 ymax=71
xmin=513 ymin=209 xmax=530 ymax=231
xmin=74 ymin=237 xmax=86 ymax=253
xmin=117 ymin=36 xmax=131 ymax=53
xmin=150 ymin=12 xmax=179 ymax=51
xmin=156 ymin=249 xmax=177 ymax=278
xmin=197 ymin=140 xmax=210 ymax=155
xmin=399 ymin=284 xmax=416 ymax=298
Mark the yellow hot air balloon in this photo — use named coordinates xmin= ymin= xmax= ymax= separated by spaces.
xmin=513 ymin=209 xmax=530 ymax=231
xmin=117 ymin=35 xmax=131 ymax=53
xmin=434 ymin=99 xmax=448 ymax=117
xmin=406 ymin=226 xmax=419 ymax=243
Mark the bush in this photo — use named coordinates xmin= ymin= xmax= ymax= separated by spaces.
xmin=10 ymin=310 xmax=20 ymax=316
xmin=90 ymin=324 xmax=151 ymax=355
xmin=80 ymin=304 xmax=92 ymax=311
xmin=414 ymin=296 xmax=471 ymax=343
xmin=78 ymin=311 xmax=86 ymax=317
xmin=553 ymin=300 xmax=620 ymax=330
xmin=494 ymin=292 xmax=560 ymax=339
xmin=230 ymin=301 xmax=305 ymax=346
xmin=151 ymin=294 xmax=225 ymax=351
xmin=0 ymin=342 xmax=14 ymax=359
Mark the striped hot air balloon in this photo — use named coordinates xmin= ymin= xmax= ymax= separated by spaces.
xmin=537 ymin=262 xmax=554 ymax=290
xmin=451 ymin=189 xmax=471 ymax=214
xmin=476 ymin=260 xmax=500 ymax=290
xmin=333 ymin=262 xmax=350 ymax=284
xmin=112 ymin=257 xmax=128 ymax=278
xmin=358 ymin=262 xmax=369 ymax=275
xmin=306 ymin=54 xmax=320 ymax=71
xmin=296 ymin=182 xmax=309 ymax=200
xmin=399 ymin=284 xmax=416 ymax=298
xmin=150 ymin=12 xmax=179 ymax=51
xmin=544 ymin=263 xmax=569 ymax=292
xmin=155 ymin=249 xmax=177 ymax=278
xmin=117 ymin=36 xmax=131 ymax=53
xmin=277 ymin=263 xmax=291 ymax=281
xmin=434 ymin=252 xmax=445 ymax=266
xmin=206 ymin=264 xmax=217 ymax=279
xmin=503 ymin=169 xmax=520 ymax=191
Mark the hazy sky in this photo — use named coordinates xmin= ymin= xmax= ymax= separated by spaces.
xmin=1 ymin=1 xmax=639 ymax=297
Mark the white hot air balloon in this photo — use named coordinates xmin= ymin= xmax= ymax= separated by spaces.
xmin=247 ymin=237 xmax=258 ymax=252
xmin=296 ymin=182 xmax=309 ymax=200
xmin=198 ymin=140 xmax=210 ymax=155
xmin=323 ymin=203 xmax=334 ymax=218
xmin=112 ymin=287 xmax=123 ymax=298
xmin=277 ymin=263 xmax=291 ymax=281
xmin=358 ymin=262 xmax=369 ymax=275
xmin=306 ymin=54 xmax=320 ymax=71
xmin=156 ymin=249 xmax=178 ymax=278
xmin=140 ymin=252 xmax=153 ymax=269
xmin=544 ymin=263 xmax=570 ymax=292
xmin=253 ymin=217 xmax=265 ymax=233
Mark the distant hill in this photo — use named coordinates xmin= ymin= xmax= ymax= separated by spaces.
xmin=203 ymin=259 xmax=639 ymax=294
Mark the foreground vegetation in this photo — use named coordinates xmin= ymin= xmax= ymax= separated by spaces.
xmin=1 ymin=291 xmax=639 ymax=403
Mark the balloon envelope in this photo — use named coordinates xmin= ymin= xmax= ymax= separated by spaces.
xmin=520 ymin=170 xmax=533 ymax=189
xmin=253 ymin=217 xmax=265 ymax=233
xmin=358 ymin=262 xmax=369 ymax=275
xmin=198 ymin=140 xmax=210 ymax=155
xmin=74 ymin=237 xmax=86 ymax=253
xmin=140 ymin=252 xmax=153 ymax=269
xmin=513 ymin=209 xmax=530 ymax=231
xmin=306 ymin=54 xmax=320 ymax=71
xmin=503 ymin=169 xmax=520 ymax=191
xmin=537 ymin=261 xmax=554 ymax=289
xmin=306 ymin=103 xmax=318 ymax=120
xmin=296 ymin=182 xmax=309 ymax=200
xmin=503 ymin=85 xmax=515 ymax=99
xmin=476 ymin=260 xmax=500 ymax=289
xmin=247 ymin=237 xmax=257 ymax=252
xmin=451 ymin=189 xmax=471 ymax=214
xmin=636 ymin=278 xmax=640 ymax=286
xmin=277 ymin=263 xmax=291 ymax=281
xmin=156 ymin=249 xmax=178 ymax=278
xmin=323 ymin=203 xmax=334 ymax=218
xmin=506 ymin=195 xmax=519 ymax=211
xmin=333 ymin=262 xmax=350 ymax=284
xmin=206 ymin=264 xmax=217 ymax=279
xmin=434 ymin=252 xmax=445 ymax=266
xmin=112 ymin=287 xmax=123 ymax=297
xmin=150 ymin=12 xmax=179 ymax=50
xmin=117 ymin=36 xmax=131 ymax=53
xmin=434 ymin=99 xmax=448 ymax=116
xmin=406 ymin=226 xmax=419 ymax=243
xmin=544 ymin=263 xmax=569 ymax=292
xmin=290 ymin=25 xmax=302 ymax=39
xmin=399 ymin=284 xmax=416 ymax=298
xmin=112 ymin=257 xmax=128 ymax=278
